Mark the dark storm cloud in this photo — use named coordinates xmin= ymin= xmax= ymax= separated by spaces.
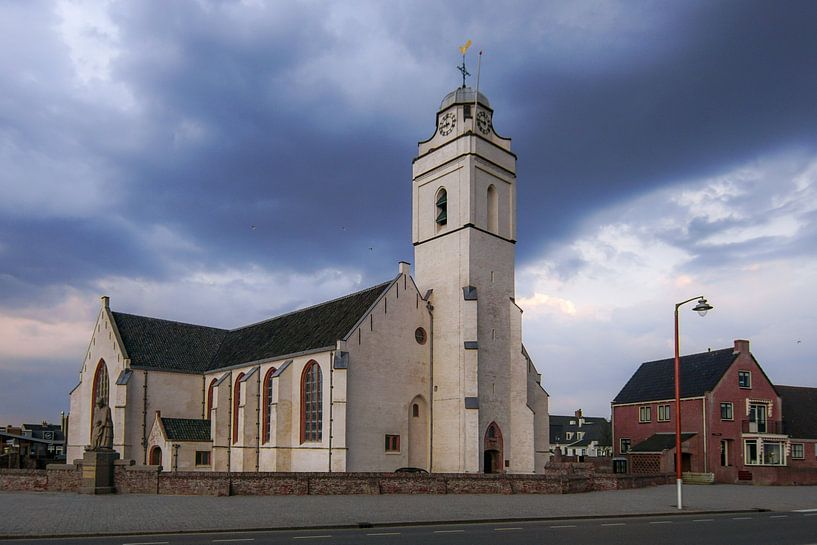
xmin=508 ymin=1 xmax=817 ymax=260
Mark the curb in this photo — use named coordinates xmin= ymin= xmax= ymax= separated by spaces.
xmin=0 ymin=508 xmax=770 ymax=540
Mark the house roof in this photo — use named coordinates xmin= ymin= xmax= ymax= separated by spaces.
xmin=161 ymin=418 xmax=211 ymax=442
xmin=613 ymin=347 xmax=736 ymax=404
xmin=112 ymin=280 xmax=391 ymax=374
xmin=631 ymin=433 xmax=696 ymax=453
xmin=549 ymin=415 xmax=611 ymax=447
xmin=777 ymin=385 xmax=817 ymax=439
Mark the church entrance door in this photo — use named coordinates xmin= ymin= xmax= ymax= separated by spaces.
xmin=483 ymin=422 xmax=503 ymax=474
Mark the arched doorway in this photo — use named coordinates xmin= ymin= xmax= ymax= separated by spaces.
xmin=484 ymin=422 xmax=503 ymax=474
xmin=149 ymin=446 xmax=162 ymax=467
xmin=407 ymin=395 xmax=428 ymax=469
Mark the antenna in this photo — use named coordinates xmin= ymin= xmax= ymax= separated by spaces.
xmin=457 ymin=40 xmax=472 ymax=88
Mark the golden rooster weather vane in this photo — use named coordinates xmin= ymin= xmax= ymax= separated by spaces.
xmin=457 ymin=39 xmax=472 ymax=88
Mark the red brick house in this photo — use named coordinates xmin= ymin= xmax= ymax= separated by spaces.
xmin=777 ymin=385 xmax=817 ymax=472
xmin=611 ymin=339 xmax=806 ymax=483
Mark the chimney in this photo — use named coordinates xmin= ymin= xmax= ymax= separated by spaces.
xmin=398 ymin=261 xmax=411 ymax=276
xmin=733 ymin=339 xmax=750 ymax=354
xmin=100 ymin=295 xmax=110 ymax=309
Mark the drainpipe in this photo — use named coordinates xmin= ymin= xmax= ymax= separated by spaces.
xmin=329 ymin=351 xmax=334 ymax=473
xmin=142 ymin=371 xmax=149 ymax=464
xmin=426 ymin=300 xmax=434 ymax=472
xmin=173 ymin=443 xmax=179 ymax=472
xmin=201 ymin=375 xmax=206 ymax=419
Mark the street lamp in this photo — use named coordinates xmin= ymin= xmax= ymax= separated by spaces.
xmin=674 ymin=296 xmax=713 ymax=510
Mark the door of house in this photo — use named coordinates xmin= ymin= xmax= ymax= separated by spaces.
xmin=749 ymin=404 xmax=767 ymax=433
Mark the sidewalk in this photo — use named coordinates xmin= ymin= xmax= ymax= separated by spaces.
xmin=1 ymin=484 xmax=816 ymax=538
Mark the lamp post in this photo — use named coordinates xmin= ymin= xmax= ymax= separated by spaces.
xmin=674 ymin=296 xmax=713 ymax=510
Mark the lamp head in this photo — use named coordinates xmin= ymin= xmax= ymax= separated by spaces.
xmin=693 ymin=297 xmax=713 ymax=317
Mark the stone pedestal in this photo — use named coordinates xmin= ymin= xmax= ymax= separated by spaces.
xmin=79 ymin=448 xmax=120 ymax=494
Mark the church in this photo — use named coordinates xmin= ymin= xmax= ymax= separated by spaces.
xmin=66 ymin=83 xmax=551 ymax=474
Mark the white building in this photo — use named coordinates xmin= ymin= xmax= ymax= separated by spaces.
xmin=67 ymin=85 xmax=550 ymax=473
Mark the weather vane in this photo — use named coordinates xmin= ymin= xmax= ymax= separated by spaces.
xmin=458 ymin=39 xmax=472 ymax=88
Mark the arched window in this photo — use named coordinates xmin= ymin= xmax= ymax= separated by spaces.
xmin=206 ymin=378 xmax=217 ymax=417
xmin=90 ymin=360 xmax=109 ymax=442
xmin=435 ymin=188 xmax=447 ymax=226
xmin=262 ymin=367 xmax=277 ymax=444
xmin=412 ymin=403 xmax=420 ymax=417
xmin=232 ymin=372 xmax=244 ymax=444
xmin=487 ymin=184 xmax=498 ymax=233
xmin=300 ymin=361 xmax=323 ymax=443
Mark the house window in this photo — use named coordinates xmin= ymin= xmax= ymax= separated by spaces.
xmin=565 ymin=432 xmax=574 ymax=440
xmin=639 ymin=406 xmax=651 ymax=423
xmin=744 ymin=439 xmax=785 ymax=465
xmin=385 ymin=434 xmax=400 ymax=452
xmin=792 ymin=443 xmax=804 ymax=460
xmin=620 ymin=438 xmax=631 ymax=454
xmin=738 ymin=370 xmax=751 ymax=388
xmin=720 ymin=402 xmax=733 ymax=421
xmin=301 ymin=361 xmax=323 ymax=443
xmin=435 ymin=188 xmax=447 ymax=225
xmin=657 ymin=404 xmax=671 ymax=422
xmin=577 ymin=431 xmax=585 ymax=440
xmin=262 ymin=367 xmax=277 ymax=444
xmin=195 ymin=450 xmax=211 ymax=466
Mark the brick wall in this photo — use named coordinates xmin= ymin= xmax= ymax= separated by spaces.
xmin=45 ymin=464 xmax=81 ymax=492
xmin=0 ymin=469 xmax=48 ymax=491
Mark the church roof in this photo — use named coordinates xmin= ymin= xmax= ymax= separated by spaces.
xmin=612 ymin=347 xmax=736 ymax=404
xmin=440 ymin=86 xmax=491 ymax=110
xmin=112 ymin=280 xmax=392 ymax=373
xmin=161 ymin=418 xmax=211 ymax=442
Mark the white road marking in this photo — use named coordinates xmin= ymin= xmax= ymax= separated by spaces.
xmin=366 ymin=533 xmax=401 ymax=536
xmin=693 ymin=519 xmax=714 ymax=522
xmin=123 ymin=542 xmax=169 ymax=545
xmin=494 ymin=527 xmax=523 ymax=531
xmin=213 ymin=540 xmax=255 ymax=543
xmin=770 ymin=515 xmax=789 ymax=519
xmin=649 ymin=521 xmax=672 ymax=525
xmin=293 ymin=536 xmax=332 ymax=540
xmin=549 ymin=525 xmax=577 ymax=528
xmin=805 ymin=513 xmax=817 ymax=517
xmin=795 ymin=508 xmax=817 ymax=513
xmin=732 ymin=517 xmax=752 ymax=520
xmin=601 ymin=523 xmax=626 ymax=526
xmin=433 ymin=529 xmax=464 ymax=533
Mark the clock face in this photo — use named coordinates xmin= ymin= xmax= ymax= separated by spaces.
xmin=439 ymin=112 xmax=456 ymax=136
xmin=476 ymin=110 xmax=492 ymax=135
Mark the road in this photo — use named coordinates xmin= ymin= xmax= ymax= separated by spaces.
xmin=2 ymin=511 xmax=816 ymax=545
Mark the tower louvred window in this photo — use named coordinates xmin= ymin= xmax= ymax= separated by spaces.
xmin=436 ymin=190 xmax=447 ymax=225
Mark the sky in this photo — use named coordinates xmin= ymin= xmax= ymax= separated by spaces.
xmin=1 ymin=0 xmax=816 ymax=425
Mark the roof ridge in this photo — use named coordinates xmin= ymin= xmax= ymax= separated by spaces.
xmin=227 ymin=280 xmax=392 ymax=333
xmin=112 ymin=311 xmax=228 ymax=332
xmin=640 ymin=346 xmax=733 ymax=366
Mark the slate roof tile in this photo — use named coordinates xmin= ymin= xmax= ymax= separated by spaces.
xmin=112 ymin=280 xmax=391 ymax=374
xmin=631 ymin=433 xmax=696 ymax=453
xmin=776 ymin=385 xmax=817 ymax=439
xmin=161 ymin=418 xmax=211 ymax=442
xmin=613 ymin=348 xmax=736 ymax=404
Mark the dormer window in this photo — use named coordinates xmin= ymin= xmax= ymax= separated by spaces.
xmin=436 ymin=189 xmax=447 ymax=225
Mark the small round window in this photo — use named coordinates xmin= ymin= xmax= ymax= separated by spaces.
xmin=414 ymin=327 xmax=427 ymax=345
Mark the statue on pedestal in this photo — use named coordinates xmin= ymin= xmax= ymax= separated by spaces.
xmin=90 ymin=398 xmax=114 ymax=450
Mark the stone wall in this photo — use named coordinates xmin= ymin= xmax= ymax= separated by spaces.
xmin=737 ymin=466 xmax=817 ymax=486
xmin=1 ymin=464 xmax=672 ymax=495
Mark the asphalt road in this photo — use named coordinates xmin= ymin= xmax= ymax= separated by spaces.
xmin=3 ymin=511 xmax=816 ymax=545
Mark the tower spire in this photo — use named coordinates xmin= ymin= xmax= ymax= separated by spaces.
xmin=457 ymin=40 xmax=472 ymax=88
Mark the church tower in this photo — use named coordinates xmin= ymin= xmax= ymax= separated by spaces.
xmin=413 ymin=86 xmax=535 ymax=473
